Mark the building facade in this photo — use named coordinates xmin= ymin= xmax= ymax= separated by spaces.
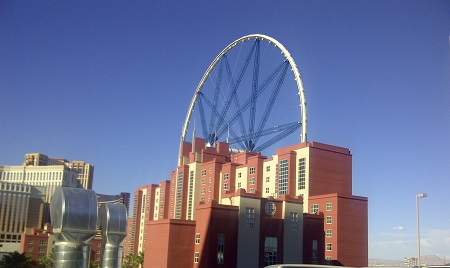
xmin=0 ymin=182 xmax=46 ymax=247
xmin=23 ymin=153 xmax=94 ymax=190
xmin=132 ymin=138 xmax=367 ymax=267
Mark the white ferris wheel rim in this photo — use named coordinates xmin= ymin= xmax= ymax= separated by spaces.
xmin=180 ymin=34 xmax=308 ymax=150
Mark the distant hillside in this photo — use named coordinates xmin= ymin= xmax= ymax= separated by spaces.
xmin=369 ymin=255 xmax=447 ymax=266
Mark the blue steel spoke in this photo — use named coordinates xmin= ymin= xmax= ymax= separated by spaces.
xmin=217 ymin=60 xmax=287 ymax=138
xmin=249 ymin=39 xmax=260 ymax=145
xmin=213 ymin=40 xmax=257 ymax=142
xmin=228 ymin=127 xmax=247 ymax=151
xmin=253 ymin=123 xmax=301 ymax=152
xmin=196 ymin=95 xmax=209 ymax=142
xmin=253 ymin=61 xmax=289 ymax=145
xmin=208 ymin=57 xmax=224 ymax=135
xmin=224 ymin=56 xmax=248 ymax=143
xmin=229 ymin=122 xmax=300 ymax=145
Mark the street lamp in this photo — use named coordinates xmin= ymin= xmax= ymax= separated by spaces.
xmin=416 ymin=193 xmax=428 ymax=268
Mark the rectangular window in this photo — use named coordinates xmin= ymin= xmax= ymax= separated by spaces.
xmin=209 ymin=168 xmax=213 ymax=174
xmin=326 ymin=229 xmax=332 ymax=237
xmin=290 ymin=212 xmax=298 ymax=232
xmin=237 ymin=182 xmax=241 ymax=188
xmin=201 ymin=188 xmax=205 ymax=194
xmin=326 ymin=202 xmax=332 ymax=211
xmin=264 ymin=237 xmax=277 ymax=266
xmin=194 ymin=252 xmax=199 ymax=263
xmin=39 ymin=247 xmax=45 ymax=253
xmin=223 ymin=183 xmax=228 ymax=190
xmin=202 ymin=170 xmax=206 ymax=176
xmin=266 ymin=176 xmax=270 ymax=182
xmin=310 ymin=204 xmax=319 ymax=213
xmin=39 ymin=240 xmax=46 ymax=245
xmin=326 ymin=216 xmax=332 ymax=224
xmin=326 ymin=243 xmax=332 ymax=251
xmin=246 ymin=207 xmax=255 ymax=228
xmin=265 ymin=187 xmax=269 ymax=193
xmin=238 ymin=172 xmax=241 ymax=178
xmin=29 ymin=240 xmax=34 ymax=244
xmin=201 ymin=178 xmax=206 ymax=185
xmin=278 ymin=159 xmax=288 ymax=195
xmin=208 ymin=186 xmax=212 ymax=192
xmin=249 ymin=188 xmax=254 ymax=193
xmin=266 ymin=166 xmax=270 ymax=172
xmin=298 ymin=157 xmax=306 ymax=190
xmin=195 ymin=233 xmax=200 ymax=244
xmin=249 ymin=167 xmax=255 ymax=174
xmin=249 ymin=177 xmax=255 ymax=185
xmin=175 ymin=172 xmax=183 ymax=219
xmin=217 ymin=233 xmax=225 ymax=264
xmin=224 ymin=173 xmax=229 ymax=180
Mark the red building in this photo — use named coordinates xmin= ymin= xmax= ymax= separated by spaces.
xmin=134 ymin=139 xmax=367 ymax=267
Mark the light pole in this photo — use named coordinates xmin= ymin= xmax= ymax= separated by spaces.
xmin=416 ymin=193 xmax=427 ymax=267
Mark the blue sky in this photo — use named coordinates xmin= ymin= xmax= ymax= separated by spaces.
xmin=1 ymin=1 xmax=449 ymax=261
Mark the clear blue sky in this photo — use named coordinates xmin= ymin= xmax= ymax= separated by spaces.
xmin=1 ymin=1 xmax=449 ymax=261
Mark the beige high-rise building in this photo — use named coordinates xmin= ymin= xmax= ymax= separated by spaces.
xmin=23 ymin=153 xmax=94 ymax=189
xmin=0 ymin=165 xmax=81 ymax=203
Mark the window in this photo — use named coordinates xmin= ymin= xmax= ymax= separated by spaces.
xmin=266 ymin=176 xmax=270 ymax=182
xmin=249 ymin=188 xmax=254 ymax=193
xmin=237 ymin=182 xmax=241 ymax=188
xmin=209 ymin=168 xmax=213 ymax=174
xmin=249 ymin=177 xmax=255 ymax=185
xmin=224 ymin=173 xmax=229 ymax=180
xmin=201 ymin=178 xmax=206 ymax=185
xmin=249 ymin=167 xmax=255 ymax=174
xmin=298 ymin=157 xmax=306 ymax=190
xmin=278 ymin=159 xmax=288 ymax=195
xmin=265 ymin=187 xmax=269 ymax=194
xmin=326 ymin=229 xmax=332 ymax=237
xmin=246 ymin=207 xmax=255 ymax=228
xmin=201 ymin=188 xmax=205 ymax=194
xmin=217 ymin=233 xmax=225 ymax=264
xmin=27 ymin=247 xmax=32 ymax=252
xmin=208 ymin=186 xmax=212 ymax=192
xmin=195 ymin=233 xmax=200 ymax=244
xmin=264 ymin=237 xmax=277 ymax=266
xmin=238 ymin=172 xmax=241 ymax=178
xmin=209 ymin=177 xmax=212 ymax=183
xmin=326 ymin=243 xmax=332 ymax=251
xmin=202 ymin=170 xmax=206 ymax=176
xmin=39 ymin=240 xmax=46 ymax=245
xmin=290 ymin=212 xmax=298 ymax=232
xmin=224 ymin=183 xmax=228 ymax=190
xmin=29 ymin=240 xmax=34 ymax=244
xmin=175 ymin=172 xmax=183 ymax=219
xmin=194 ymin=252 xmax=199 ymax=263
xmin=326 ymin=216 xmax=332 ymax=224
xmin=310 ymin=204 xmax=319 ymax=213
xmin=266 ymin=166 xmax=270 ymax=172
xmin=326 ymin=202 xmax=332 ymax=211
xmin=39 ymin=247 xmax=45 ymax=253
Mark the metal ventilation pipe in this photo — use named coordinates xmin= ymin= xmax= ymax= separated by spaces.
xmin=99 ymin=203 xmax=127 ymax=268
xmin=50 ymin=187 xmax=98 ymax=268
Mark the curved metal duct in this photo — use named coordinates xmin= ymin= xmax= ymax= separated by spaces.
xmin=50 ymin=187 xmax=98 ymax=268
xmin=99 ymin=203 xmax=127 ymax=268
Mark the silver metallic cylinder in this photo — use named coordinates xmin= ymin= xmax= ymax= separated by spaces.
xmin=50 ymin=187 xmax=98 ymax=268
xmin=99 ymin=203 xmax=127 ymax=268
